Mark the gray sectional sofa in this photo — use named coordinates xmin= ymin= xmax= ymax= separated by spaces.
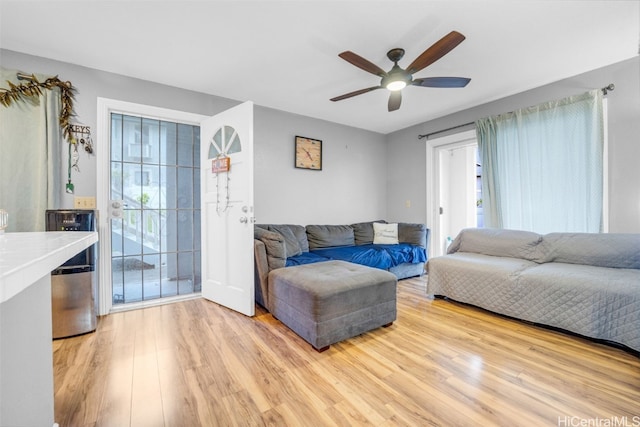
xmin=426 ymin=228 xmax=640 ymax=352
xmin=254 ymin=221 xmax=428 ymax=310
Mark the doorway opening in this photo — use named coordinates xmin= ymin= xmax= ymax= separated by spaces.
xmin=426 ymin=129 xmax=481 ymax=257
xmin=97 ymin=99 xmax=208 ymax=315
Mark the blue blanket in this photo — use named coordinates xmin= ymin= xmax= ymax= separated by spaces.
xmin=286 ymin=243 xmax=426 ymax=270
xmin=285 ymin=251 xmax=330 ymax=267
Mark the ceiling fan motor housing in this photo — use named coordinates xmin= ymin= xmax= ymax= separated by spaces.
xmin=382 ymin=63 xmax=412 ymax=90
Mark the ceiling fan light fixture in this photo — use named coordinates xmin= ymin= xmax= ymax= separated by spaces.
xmin=382 ymin=62 xmax=411 ymax=91
xmin=386 ymin=80 xmax=407 ymax=91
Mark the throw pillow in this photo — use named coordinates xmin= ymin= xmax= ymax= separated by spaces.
xmin=373 ymin=222 xmax=399 ymax=245
xmin=351 ymin=220 xmax=387 ymax=245
xmin=268 ymin=225 xmax=302 ymax=258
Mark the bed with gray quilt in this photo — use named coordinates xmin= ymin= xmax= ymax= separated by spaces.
xmin=426 ymin=228 xmax=640 ymax=353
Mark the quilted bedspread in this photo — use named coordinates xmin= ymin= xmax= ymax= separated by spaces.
xmin=426 ymin=229 xmax=640 ymax=352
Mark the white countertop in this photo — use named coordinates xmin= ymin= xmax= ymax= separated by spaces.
xmin=0 ymin=231 xmax=98 ymax=304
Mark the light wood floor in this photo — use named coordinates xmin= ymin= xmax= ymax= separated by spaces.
xmin=53 ymin=276 xmax=640 ymax=427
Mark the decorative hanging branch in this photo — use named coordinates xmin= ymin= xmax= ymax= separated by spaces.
xmin=0 ymin=73 xmax=76 ymax=143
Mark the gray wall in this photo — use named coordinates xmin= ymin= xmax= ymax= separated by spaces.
xmin=386 ymin=56 xmax=640 ymax=233
xmin=0 ymin=49 xmax=387 ymax=226
xmin=3 ymin=49 xmax=638 ymax=232
xmin=254 ymin=107 xmax=386 ymax=224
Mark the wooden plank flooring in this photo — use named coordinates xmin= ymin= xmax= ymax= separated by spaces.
xmin=52 ymin=276 xmax=640 ymax=426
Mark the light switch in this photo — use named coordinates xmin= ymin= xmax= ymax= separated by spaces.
xmin=74 ymin=196 xmax=96 ymax=209
xmin=405 ymin=200 xmax=411 ymax=208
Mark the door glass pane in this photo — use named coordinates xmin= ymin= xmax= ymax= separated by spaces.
xmin=142 ymin=164 xmax=160 ymax=209
xmin=143 ymin=210 xmax=160 ymax=254
xmin=194 ymin=250 xmax=201 ymax=292
xmin=111 ymin=114 xmax=122 ymax=161
xmin=142 ymin=118 xmax=160 ymax=165
xmin=178 ymin=251 xmax=194 ymax=294
xmin=122 ymin=210 xmax=142 ymax=256
xmin=111 ymin=162 xmax=123 ymax=200
xmin=112 ymin=257 xmax=124 ymax=304
xmin=160 ymin=122 xmax=177 ymax=166
xmin=123 ymin=163 xmax=142 ymax=203
xmin=123 ymin=115 xmax=142 ymax=162
xmin=160 ymin=166 xmax=177 ymax=209
xmin=177 ymin=210 xmax=193 ymax=251
xmin=143 ymin=254 xmax=161 ymax=300
xmin=177 ymin=167 xmax=193 ymax=209
xmin=121 ymin=255 xmax=143 ymax=303
xmin=177 ymin=124 xmax=193 ymax=167
xmin=110 ymin=113 xmax=200 ymax=305
xmin=111 ymin=216 xmax=123 ymax=254
xmin=161 ymin=209 xmax=177 ymax=253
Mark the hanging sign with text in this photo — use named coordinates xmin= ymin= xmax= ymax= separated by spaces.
xmin=212 ymin=156 xmax=231 ymax=173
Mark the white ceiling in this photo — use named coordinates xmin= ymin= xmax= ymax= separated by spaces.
xmin=1 ymin=1 xmax=638 ymax=134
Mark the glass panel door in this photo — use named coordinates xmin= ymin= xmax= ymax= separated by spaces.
xmin=110 ymin=113 xmax=201 ymax=305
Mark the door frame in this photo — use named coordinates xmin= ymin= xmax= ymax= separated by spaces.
xmin=96 ymin=98 xmax=207 ymax=315
xmin=425 ymin=129 xmax=476 ymax=258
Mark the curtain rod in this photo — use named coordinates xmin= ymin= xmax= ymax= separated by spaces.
xmin=418 ymin=83 xmax=615 ymax=140
xmin=417 ymin=122 xmax=473 ymax=140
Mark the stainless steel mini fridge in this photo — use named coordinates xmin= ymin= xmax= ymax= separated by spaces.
xmin=46 ymin=209 xmax=97 ymax=339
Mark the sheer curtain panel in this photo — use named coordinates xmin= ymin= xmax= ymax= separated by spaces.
xmin=476 ymin=90 xmax=604 ymax=234
xmin=0 ymin=68 xmax=62 ymax=231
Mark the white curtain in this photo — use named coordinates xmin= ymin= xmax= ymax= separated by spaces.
xmin=476 ymin=90 xmax=604 ymax=233
xmin=0 ymin=68 xmax=62 ymax=232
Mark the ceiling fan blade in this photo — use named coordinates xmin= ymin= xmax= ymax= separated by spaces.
xmin=338 ymin=51 xmax=387 ymax=77
xmin=406 ymin=31 xmax=466 ymax=75
xmin=330 ymin=86 xmax=382 ymax=102
xmin=388 ymin=91 xmax=402 ymax=112
xmin=412 ymin=77 xmax=471 ymax=88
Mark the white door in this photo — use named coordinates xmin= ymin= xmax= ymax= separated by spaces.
xmin=200 ymin=102 xmax=255 ymax=316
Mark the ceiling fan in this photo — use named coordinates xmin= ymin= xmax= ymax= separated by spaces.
xmin=330 ymin=31 xmax=471 ymax=112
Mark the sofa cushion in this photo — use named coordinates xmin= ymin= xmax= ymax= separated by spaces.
xmin=254 ymin=227 xmax=286 ymax=270
xmin=373 ymin=222 xmax=399 ymax=244
xmin=267 ymin=225 xmax=303 ymax=257
xmin=448 ymin=228 xmax=545 ymax=262
xmin=351 ymin=220 xmax=386 ymax=245
xmin=306 ymin=224 xmax=355 ymax=250
xmin=282 ymin=224 xmax=310 ymax=253
xmin=516 ymin=262 xmax=640 ymax=350
xmin=542 ymin=233 xmax=640 ymax=269
xmin=426 ymin=252 xmax=538 ymax=319
xmin=398 ymin=222 xmax=428 ymax=247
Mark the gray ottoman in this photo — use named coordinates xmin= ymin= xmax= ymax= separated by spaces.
xmin=267 ymin=260 xmax=398 ymax=351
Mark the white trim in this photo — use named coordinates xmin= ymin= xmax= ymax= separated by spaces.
xmin=96 ymin=98 xmax=208 ymax=315
xmin=425 ymin=129 xmax=476 ymax=258
xmin=602 ymin=97 xmax=609 ymax=232
xmin=109 ymin=293 xmax=202 ymax=314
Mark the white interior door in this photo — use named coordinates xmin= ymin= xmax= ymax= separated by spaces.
xmin=200 ymin=101 xmax=254 ymax=316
